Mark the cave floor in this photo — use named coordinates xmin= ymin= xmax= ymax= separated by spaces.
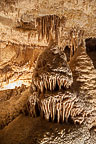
xmin=0 ymin=114 xmax=96 ymax=144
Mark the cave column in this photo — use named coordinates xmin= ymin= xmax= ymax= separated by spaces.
xmin=70 ymin=30 xmax=78 ymax=60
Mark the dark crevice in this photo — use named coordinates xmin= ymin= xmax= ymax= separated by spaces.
xmin=85 ymin=38 xmax=96 ymax=68
xmin=64 ymin=46 xmax=70 ymax=62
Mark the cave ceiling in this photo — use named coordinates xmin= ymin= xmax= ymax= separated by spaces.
xmin=0 ymin=0 xmax=96 ymax=45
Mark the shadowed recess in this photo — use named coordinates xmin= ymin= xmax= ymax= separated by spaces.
xmin=86 ymin=38 xmax=96 ymax=68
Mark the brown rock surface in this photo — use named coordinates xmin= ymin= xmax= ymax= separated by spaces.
xmin=0 ymin=0 xmax=96 ymax=144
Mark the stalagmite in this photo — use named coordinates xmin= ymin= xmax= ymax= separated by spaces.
xmin=28 ymin=32 xmax=31 ymax=42
xmin=65 ymin=102 xmax=71 ymax=122
xmin=57 ymin=103 xmax=60 ymax=123
xmin=28 ymin=44 xmax=85 ymax=124
xmin=40 ymin=80 xmax=44 ymax=93
xmin=69 ymin=27 xmax=84 ymax=60
xmin=48 ymin=100 xmax=50 ymax=115
xmin=63 ymin=103 xmax=65 ymax=122
xmin=44 ymin=80 xmax=47 ymax=90
xmin=28 ymin=92 xmax=39 ymax=117
xmin=53 ymin=76 xmax=56 ymax=90
xmin=53 ymin=99 xmax=56 ymax=121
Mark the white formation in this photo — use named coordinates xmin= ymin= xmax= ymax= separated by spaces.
xmin=32 ymin=73 xmax=73 ymax=93
xmin=40 ymin=91 xmax=82 ymax=123
xmin=28 ymin=90 xmax=85 ymax=124
xmin=40 ymin=92 xmax=85 ymax=124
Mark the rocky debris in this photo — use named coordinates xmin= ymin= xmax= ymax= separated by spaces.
xmin=0 ymin=114 xmax=94 ymax=144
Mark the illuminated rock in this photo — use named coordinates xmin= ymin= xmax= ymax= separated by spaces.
xmin=28 ymin=43 xmax=85 ymax=124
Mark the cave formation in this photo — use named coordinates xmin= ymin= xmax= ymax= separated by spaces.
xmin=0 ymin=1 xmax=96 ymax=144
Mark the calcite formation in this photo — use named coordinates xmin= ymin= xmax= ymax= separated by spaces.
xmin=28 ymin=43 xmax=85 ymax=124
xmin=0 ymin=0 xmax=96 ymax=135
xmin=17 ymin=13 xmax=84 ymax=61
xmin=36 ymin=15 xmax=61 ymax=43
xmin=16 ymin=13 xmax=65 ymax=45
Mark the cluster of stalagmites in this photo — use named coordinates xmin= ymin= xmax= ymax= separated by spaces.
xmin=27 ymin=44 xmax=85 ymax=124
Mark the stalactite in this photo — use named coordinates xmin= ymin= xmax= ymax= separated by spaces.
xmin=36 ymin=15 xmax=61 ymax=43
xmin=18 ymin=9 xmax=20 ymax=17
xmin=69 ymin=27 xmax=84 ymax=60
xmin=40 ymin=92 xmax=77 ymax=123
xmin=28 ymin=32 xmax=31 ymax=42
xmin=42 ymin=17 xmax=44 ymax=39
xmin=28 ymin=91 xmax=85 ymax=124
